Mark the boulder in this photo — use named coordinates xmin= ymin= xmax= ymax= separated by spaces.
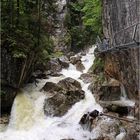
xmin=28 ymin=70 xmax=48 ymax=84
xmin=81 ymin=51 xmax=86 ymax=56
xmin=41 ymin=82 xmax=62 ymax=92
xmin=46 ymin=58 xmax=62 ymax=75
xmin=79 ymin=110 xmax=99 ymax=131
xmin=32 ymin=70 xmax=47 ymax=79
xmin=70 ymin=55 xmax=81 ymax=65
xmin=58 ymin=56 xmax=69 ymax=68
xmin=79 ymin=73 xmax=93 ymax=83
xmin=43 ymin=78 xmax=85 ymax=117
xmin=79 ymin=111 xmax=120 ymax=139
xmin=75 ymin=61 xmax=85 ymax=72
xmin=66 ymin=52 xmax=75 ymax=60
xmin=91 ymin=117 xmax=120 ymax=139
xmin=58 ymin=77 xmax=81 ymax=91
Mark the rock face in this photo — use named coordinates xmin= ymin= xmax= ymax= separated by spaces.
xmin=1 ymin=46 xmax=36 ymax=114
xmin=99 ymin=86 xmax=121 ymax=101
xmin=102 ymin=0 xmax=140 ymax=100
xmin=101 ymin=0 xmax=140 ymax=119
xmin=42 ymin=78 xmax=85 ymax=117
xmin=45 ymin=0 xmax=71 ymax=53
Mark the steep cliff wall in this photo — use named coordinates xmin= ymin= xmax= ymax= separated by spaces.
xmin=102 ymin=0 xmax=140 ymax=100
xmin=45 ymin=0 xmax=71 ymax=53
xmin=1 ymin=45 xmax=36 ymax=114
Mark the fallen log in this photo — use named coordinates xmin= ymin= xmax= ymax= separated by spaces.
xmin=100 ymin=113 xmax=140 ymax=124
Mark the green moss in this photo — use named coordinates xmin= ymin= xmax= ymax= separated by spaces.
xmin=63 ymin=32 xmax=72 ymax=46
xmin=92 ymin=57 xmax=104 ymax=73
xmin=97 ymin=72 xmax=105 ymax=83
xmin=63 ymin=13 xmax=71 ymax=28
xmin=51 ymin=51 xmax=64 ymax=58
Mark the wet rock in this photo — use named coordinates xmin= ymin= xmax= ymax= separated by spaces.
xmin=45 ymin=56 xmax=69 ymax=76
xmin=99 ymin=101 xmax=133 ymax=117
xmin=123 ymin=124 xmax=140 ymax=140
xmin=58 ymin=56 xmax=69 ymax=68
xmin=0 ymin=114 xmax=9 ymax=132
xmin=70 ymin=56 xmax=81 ymax=65
xmin=41 ymin=82 xmax=62 ymax=93
xmin=134 ymin=100 xmax=140 ymax=120
xmin=66 ymin=52 xmax=75 ymax=59
xmin=79 ymin=110 xmax=99 ymax=131
xmin=91 ymin=117 xmax=120 ymax=139
xmin=79 ymin=111 xmax=121 ymax=139
xmin=79 ymin=73 xmax=93 ymax=83
xmin=46 ymin=58 xmax=62 ymax=74
xmin=81 ymin=51 xmax=86 ymax=56
xmin=43 ymin=78 xmax=85 ymax=117
xmin=28 ymin=70 xmax=47 ymax=84
xmin=75 ymin=61 xmax=85 ymax=72
xmin=46 ymin=71 xmax=63 ymax=77
xmin=1 ymin=85 xmax=17 ymax=114
xmin=32 ymin=70 xmax=47 ymax=79
xmin=58 ymin=77 xmax=81 ymax=91
xmin=99 ymin=86 xmax=121 ymax=101
xmin=107 ymin=105 xmax=129 ymax=117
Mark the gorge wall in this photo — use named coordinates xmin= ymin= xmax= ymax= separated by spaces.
xmin=1 ymin=46 xmax=36 ymax=113
xmin=102 ymin=0 xmax=140 ymax=100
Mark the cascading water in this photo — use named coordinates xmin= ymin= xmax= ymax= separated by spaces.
xmin=0 ymin=46 xmax=103 ymax=140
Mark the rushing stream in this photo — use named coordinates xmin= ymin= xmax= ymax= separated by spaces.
xmin=0 ymin=46 xmax=135 ymax=140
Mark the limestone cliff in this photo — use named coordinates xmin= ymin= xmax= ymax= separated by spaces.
xmin=102 ymin=0 xmax=140 ymax=100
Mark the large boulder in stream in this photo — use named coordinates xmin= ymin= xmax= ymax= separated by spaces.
xmin=69 ymin=55 xmax=85 ymax=72
xmin=70 ymin=55 xmax=81 ymax=65
xmin=58 ymin=56 xmax=69 ymax=68
xmin=79 ymin=73 xmax=93 ymax=83
xmin=46 ymin=58 xmax=62 ymax=75
xmin=75 ymin=61 xmax=85 ymax=72
xmin=42 ymin=78 xmax=85 ymax=117
xmin=45 ymin=56 xmax=69 ymax=76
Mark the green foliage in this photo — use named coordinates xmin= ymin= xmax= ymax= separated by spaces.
xmin=65 ymin=0 xmax=103 ymax=50
xmin=93 ymin=57 xmax=104 ymax=73
xmin=51 ymin=51 xmax=64 ymax=58
xmin=94 ymin=72 xmax=105 ymax=86
xmin=82 ymin=0 xmax=103 ymax=36
xmin=70 ymin=26 xmax=90 ymax=48
xmin=1 ymin=0 xmax=54 ymax=60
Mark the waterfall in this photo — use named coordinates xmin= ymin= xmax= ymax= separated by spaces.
xmin=120 ymin=84 xmax=127 ymax=100
xmin=0 ymin=46 xmax=103 ymax=140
